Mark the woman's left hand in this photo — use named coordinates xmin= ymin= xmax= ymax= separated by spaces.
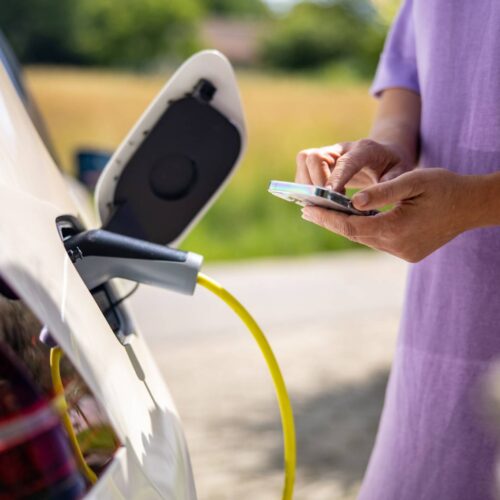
xmin=301 ymin=168 xmax=486 ymax=262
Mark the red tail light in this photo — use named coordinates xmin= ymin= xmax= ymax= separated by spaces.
xmin=0 ymin=342 xmax=86 ymax=498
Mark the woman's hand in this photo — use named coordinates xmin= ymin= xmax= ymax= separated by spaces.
xmin=295 ymin=88 xmax=421 ymax=192
xmin=301 ymin=168 xmax=489 ymax=262
xmin=295 ymin=139 xmax=415 ymax=193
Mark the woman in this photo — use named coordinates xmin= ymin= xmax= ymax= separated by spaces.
xmin=296 ymin=1 xmax=500 ymax=498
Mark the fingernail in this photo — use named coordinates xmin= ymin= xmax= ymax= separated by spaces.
xmin=352 ymin=192 xmax=368 ymax=208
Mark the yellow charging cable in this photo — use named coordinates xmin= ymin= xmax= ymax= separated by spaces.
xmin=50 ymin=347 xmax=98 ymax=485
xmin=49 ymin=274 xmax=296 ymax=498
xmin=197 ymin=273 xmax=296 ymax=500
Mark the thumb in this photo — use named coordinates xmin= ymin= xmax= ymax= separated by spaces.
xmin=351 ymin=172 xmax=423 ymax=210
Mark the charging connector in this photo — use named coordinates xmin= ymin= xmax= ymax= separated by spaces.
xmin=64 ymin=229 xmax=203 ymax=295
xmin=59 ymin=226 xmax=296 ymax=499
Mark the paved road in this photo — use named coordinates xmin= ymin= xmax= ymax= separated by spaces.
xmin=130 ymin=251 xmax=408 ymax=500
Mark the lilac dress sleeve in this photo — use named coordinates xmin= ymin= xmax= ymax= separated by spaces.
xmin=371 ymin=0 xmax=420 ymax=97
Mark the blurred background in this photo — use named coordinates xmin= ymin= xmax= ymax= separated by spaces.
xmin=0 ymin=1 xmax=407 ymax=499
xmin=1 ymin=0 xmax=399 ymax=260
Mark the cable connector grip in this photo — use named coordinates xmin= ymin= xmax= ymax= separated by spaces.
xmin=64 ymin=229 xmax=203 ymax=295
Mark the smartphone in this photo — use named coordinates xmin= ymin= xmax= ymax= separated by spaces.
xmin=268 ymin=180 xmax=378 ymax=216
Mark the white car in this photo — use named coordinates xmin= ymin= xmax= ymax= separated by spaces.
xmin=0 ymin=41 xmax=246 ymax=499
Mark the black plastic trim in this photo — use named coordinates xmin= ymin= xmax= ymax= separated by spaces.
xmin=0 ymin=275 xmax=18 ymax=300
xmin=103 ymin=82 xmax=241 ymax=245
xmin=64 ymin=229 xmax=188 ymax=262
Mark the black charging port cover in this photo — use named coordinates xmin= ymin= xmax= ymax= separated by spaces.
xmin=104 ymin=80 xmax=241 ymax=245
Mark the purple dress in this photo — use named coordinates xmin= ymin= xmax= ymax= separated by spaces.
xmin=359 ymin=1 xmax=500 ymax=499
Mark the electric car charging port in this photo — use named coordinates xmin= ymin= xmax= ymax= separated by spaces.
xmin=56 ymin=215 xmax=134 ymax=344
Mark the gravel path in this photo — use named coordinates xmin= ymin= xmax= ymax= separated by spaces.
xmin=130 ymin=251 xmax=407 ymax=500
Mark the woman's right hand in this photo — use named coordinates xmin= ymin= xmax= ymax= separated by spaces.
xmin=295 ymin=139 xmax=415 ymax=193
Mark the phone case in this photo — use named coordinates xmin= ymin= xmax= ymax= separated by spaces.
xmin=268 ymin=181 xmax=378 ymax=216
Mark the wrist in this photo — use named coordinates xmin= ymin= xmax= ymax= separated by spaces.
xmin=457 ymin=172 xmax=500 ymax=230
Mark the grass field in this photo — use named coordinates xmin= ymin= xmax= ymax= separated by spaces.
xmin=26 ymin=67 xmax=377 ymax=260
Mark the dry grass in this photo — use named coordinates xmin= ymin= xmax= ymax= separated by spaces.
xmin=26 ymin=67 xmax=377 ymax=260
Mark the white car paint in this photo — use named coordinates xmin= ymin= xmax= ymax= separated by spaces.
xmin=0 ymin=52 xmax=244 ymax=498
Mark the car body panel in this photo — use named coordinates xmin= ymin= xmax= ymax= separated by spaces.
xmin=0 ymin=61 xmax=196 ymax=498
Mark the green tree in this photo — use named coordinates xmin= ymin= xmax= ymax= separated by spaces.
xmin=0 ymin=0 xmax=80 ymax=63
xmin=0 ymin=0 xmax=201 ymax=66
xmin=200 ymin=0 xmax=270 ymax=18
xmin=74 ymin=0 xmax=201 ymax=67
xmin=260 ymin=0 xmax=386 ymax=76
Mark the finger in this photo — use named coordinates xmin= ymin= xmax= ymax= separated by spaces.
xmin=306 ymin=153 xmax=332 ymax=186
xmin=322 ymin=142 xmax=350 ymax=161
xmin=351 ymin=171 xmax=424 ymax=210
xmin=295 ymin=150 xmax=313 ymax=184
xmin=301 ymin=208 xmax=405 ymax=258
xmin=301 ymin=207 xmax=356 ymax=239
xmin=327 ymin=146 xmax=372 ymax=193
xmin=379 ymin=163 xmax=410 ymax=182
xmin=301 ymin=206 xmax=385 ymax=240
xmin=345 ymin=169 xmax=375 ymax=189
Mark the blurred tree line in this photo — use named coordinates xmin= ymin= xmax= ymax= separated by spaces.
xmin=260 ymin=0 xmax=387 ymax=76
xmin=0 ymin=0 xmax=202 ymax=66
xmin=0 ymin=0 xmax=392 ymax=75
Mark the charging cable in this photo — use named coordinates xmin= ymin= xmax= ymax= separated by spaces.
xmin=49 ymin=275 xmax=296 ymax=497
xmin=50 ymin=347 xmax=98 ymax=485
xmin=197 ymin=273 xmax=296 ymax=500
xmin=57 ymin=229 xmax=297 ymax=497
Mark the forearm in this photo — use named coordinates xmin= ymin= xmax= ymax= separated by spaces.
xmin=370 ymin=88 xmax=421 ymax=165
